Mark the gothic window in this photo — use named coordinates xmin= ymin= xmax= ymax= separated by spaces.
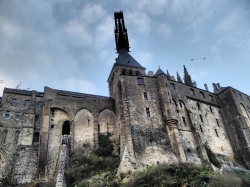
xmin=170 ymin=83 xmax=175 ymax=90
xmin=200 ymin=92 xmax=205 ymax=98
xmin=190 ymin=89 xmax=195 ymax=95
xmin=146 ymin=108 xmax=150 ymax=117
xmin=144 ymin=93 xmax=148 ymax=100
xmin=16 ymin=112 xmax=21 ymax=120
xmin=137 ymin=78 xmax=144 ymax=85
xmin=2 ymin=129 xmax=7 ymax=144
xmin=5 ymin=110 xmax=10 ymax=119
xmin=14 ymin=131 xmax=20 ymax=144
xmin=34 ymin=132 xmax=40 ymax=142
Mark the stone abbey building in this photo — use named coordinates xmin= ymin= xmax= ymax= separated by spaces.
xmin=0 ymin=12 xmax=250 ymax=186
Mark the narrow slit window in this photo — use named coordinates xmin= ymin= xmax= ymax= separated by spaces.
xmin=216 ymin=119 xmax=220 ymax=126
xmin=88 ymin=119 xmax=90 ymax=125
xmin=51 ymin=110 xmax=55 ymax=118
xmin=215 ymin=129 xmax=219 ymax=137
xmin=146 ymin=108 xmax=150 ymax=117
xmin=14 ymin=131 xmax=20 ymax=144
xmin=197 ymin=102 xmax=201 ymax=110
xmin=199 ymin=125 xmax=203 ymax=133
xmin=37 ymin=101 xmax=42 ymax=108
xmin=144 ymin=93 xmax=148 ymax=100
xmin=34 ymin=132 xmax=40 ymax=142
xmin=182 ymin=117 xmax=186 ymax=125
xmin=2 ymin=130 xmax=8 ymax=144
xmin=179 ymin=102 xmax=182 ymax=108
xmin=209 ymin=106 xmax=213 ymax=113
xmin=200 ymin=115 xmax=203 ymax=122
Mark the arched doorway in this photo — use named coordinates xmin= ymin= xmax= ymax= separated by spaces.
xmin=62 ymin=121 xmax=70 ymax=135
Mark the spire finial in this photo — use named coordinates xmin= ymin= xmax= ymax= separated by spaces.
xmin=158 ymin=65 xmax=160 ymax=69
xmin=183 ymin=65 xmax=193 ymax=86
xmin=114 ymin=11 xmax=130 ymax=53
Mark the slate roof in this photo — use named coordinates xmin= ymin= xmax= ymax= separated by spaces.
xmin=115 ymin=49 xmax=144 ymax=68
xmin=154 ymin=68 xmax=166 ymax=77
xmin=55 ymin=89 xmax=112 ymax=99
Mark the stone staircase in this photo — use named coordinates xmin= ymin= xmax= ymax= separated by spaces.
xmin=55 ymin=141 xmax=69 ymax=187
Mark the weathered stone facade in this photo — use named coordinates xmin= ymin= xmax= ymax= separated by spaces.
xmin=0 ymin=11 xmax=250 ymax=186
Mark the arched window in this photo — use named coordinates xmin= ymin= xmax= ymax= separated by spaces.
xmin=62 ymin=121 xmax=70 ymax=135
xmin=34 ymin=132 xmax=40 ymax=142
xmin=14 ymin=131 xmax=20 ymax=144
xmin=2 ymin=129 xmax=8 ymax=144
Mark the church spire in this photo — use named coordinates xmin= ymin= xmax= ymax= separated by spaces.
xmin=183 ymin=65 xmax=193 ymax=86
xmin=114 ymin=11 xmax=130 ymax=53
xmin=177 ymin=72 xmax=183 ymax=83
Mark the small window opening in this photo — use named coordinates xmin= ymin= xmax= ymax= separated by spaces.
xmin=197 ymin=102 xmax=201 ymax=110
xmin=190 ymin=89 xmax=195 ymax=95
xmin=16 ymin=112 xmax=21 ymax=120
xmin=11 ymin=98 xmax=17 ymax=106
xmin=137 ymin=78 xmax=144 ymax=85
xmin=240 ymin=93 xmax=243 ymax=99
xmin=34 ymin=132 xmax=40 ymax=142
xmin=25 ymin=100 xmax=30 ymax=107
xmin=88 ymin=119 xmax=90 ymax=125
xmin=51 ymin=110 xmax=55 ymax=118
xmin=14 ymin=131 xmax=20 ymax=144
xmin=144 ymin=93 xmax=148 ymax=100
xmin=21 ymin=147 xmax=26 ymax=152
xmin=199 ymin=125 xmax=203 ymax=133
xmin=200 ymin=115 xmax=203 ymax=122
xmin=62 ymin=121 xmax=70 ymax=135
xmin=5 ymin=110 xmax=10 ymax=119
xmin=215 ymin=129 xmax=219 ymax=137
xmin=170 ymin=83 xmax=175 ymax=90
xmin=187 ymin=148 xmax=191 ymax=152
xmin=167 ymin=110 xmax=171 ymax=115
xmin=182 ymin=117 xmax=186 ymax=125
xmin=209 ymin=106 xmax=213 ymax=113
xmin=37 ymin=101 xmax=42 ymax=108
xmin=209 ymin=95 xmax=213 ymax=101
xmin=216 ymin=119 xmax=220 ymax=126
xmin=179 ymin=102 xmax=182 ymax=108
xmin=146 ymin=108 xmax=150 ymax=117
xmin=200 ymin=92 xmax=205 ymax=98
xmin=127 ymin=61 xmax=130 ymax=63
xmin=168 ymin=92 xmax=170 ymax=96
xmin=51 ymin=125 xmax=54 ymax=128
xmin=2 ymin=130 xmax=7 ymax=144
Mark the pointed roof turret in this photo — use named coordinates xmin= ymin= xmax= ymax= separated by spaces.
xmin=177 ymin=72 xmax=183 ymax=83
xmin=166 ymin=70 xmax=171 ymax=79
xmin=183 ymin=65 xmax=193 ymax=86
xmin=154 ymin=67 xmax=166 ymax=77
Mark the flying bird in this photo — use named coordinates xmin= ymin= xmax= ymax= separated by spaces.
xmin=203 ymin=57 xmax=206 ymax=60
xmin=191 ymin=59 xmax=194 ymax=61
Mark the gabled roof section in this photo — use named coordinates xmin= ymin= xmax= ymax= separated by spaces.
xmin=55 ymin=89 xmax=112 ymax=99
xmin=115 ymin=49 xmax=144 ymax=69
xmin=154 ymin=68 xmax=166 ymax=77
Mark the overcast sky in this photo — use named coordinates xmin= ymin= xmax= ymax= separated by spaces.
xmin=1 ymin=0 xmax=250 ymax=97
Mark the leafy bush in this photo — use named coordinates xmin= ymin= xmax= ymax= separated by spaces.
xmin=123 ymin=163 xmax=211 ymax=187
xmin=204 ymin=143 xmax=222 ymax=168
xmin=94 ymin=133 xmax=114 ymax=157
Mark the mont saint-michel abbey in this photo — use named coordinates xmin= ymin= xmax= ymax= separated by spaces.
xmin=1 ymin=11 xmax=250 ymax=186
